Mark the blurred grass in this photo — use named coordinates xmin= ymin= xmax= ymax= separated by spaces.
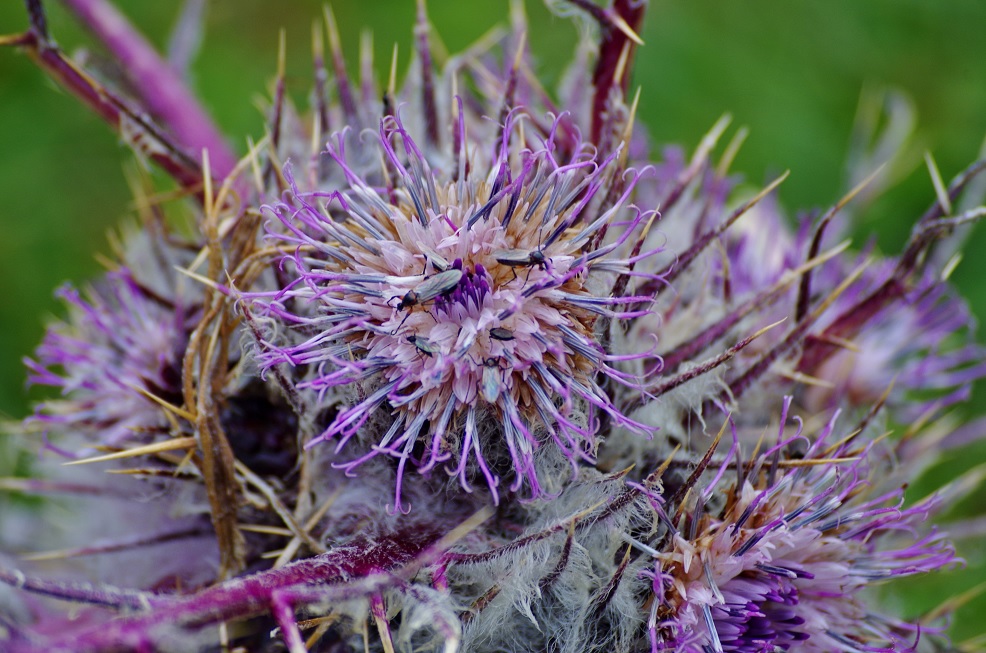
xmin=1 ymin=0 xmax=985 ymax=643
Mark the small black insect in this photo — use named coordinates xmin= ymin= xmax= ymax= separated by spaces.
xmin=407 ymin=334 xmax=440 ymax=357
xmin=489 ymin=327 xmax=515 ymax=341
xmin=494 ymin=248 xmax=548 ymax=270
xmin=480 ymin=356 xmax=509 ymax=403
xmin=390 ymin=269 xmax=463 ymax=311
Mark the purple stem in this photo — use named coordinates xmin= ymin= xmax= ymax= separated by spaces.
xmin=166 ymin=0 xmax=206 ymax=75
xmin=589 ymin=0 xmax=645 ymax=145
xmin=60 ymin=0 xmax=237 ymax=178
xmin=4 ymin=527 xmax=441 ymax=652
xmin=7 ymin=28 xmax=202 ymax=189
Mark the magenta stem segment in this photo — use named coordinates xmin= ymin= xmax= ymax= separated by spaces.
xmin=60 ymin=0 xmax=237 ymax=177
xmin=2 ymin=527 xmax=440 ymax=652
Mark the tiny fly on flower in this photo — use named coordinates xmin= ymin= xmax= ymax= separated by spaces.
xmin=489 ymin=327 xmax=515 ymax=341
xmin=480 ymin=356 xmax=509 ymax=403
xmin=407 ymin=334 xmax=440 ymax=357
xmin=494 ymin=247 xmax=550 ymax=284
xmin=391 ymin=269 xmax=463 ymax=312
xmin=494 ymin=248 xmax=548 ymax=270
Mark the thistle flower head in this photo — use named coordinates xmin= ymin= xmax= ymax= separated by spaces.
xmin=615 ymin=127 xmax=986 ymax=458
xmin=803 ymin=263 xmax=986 ymax=418
xmin=24 ymin=266 xmax=194 ymax=447
xmin=631 ymin=405 xmax=956 ymax=652
xmin=255 ymin=109 xmax=655 ymax=510
xmin=2 ymin=1 xmax=985 ymax=652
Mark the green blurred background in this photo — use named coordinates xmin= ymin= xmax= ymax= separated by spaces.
xmin=1 ymin=0 xmax=985 ymax=643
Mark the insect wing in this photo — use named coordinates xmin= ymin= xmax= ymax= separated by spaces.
xmin=494 ymin=248 xmax=533 ymax=267
xmin=490 ymin=327 xmax=514 ymax=341
xmin=408 ymin=335 xmax=440 ymax=356
xmin=419 ymin=245 xmax=450 ymax=272
xmin=482 ymin=364 xmax=501 ymax=403
xmin=415 ymin=269 xmax=463 ymax=302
